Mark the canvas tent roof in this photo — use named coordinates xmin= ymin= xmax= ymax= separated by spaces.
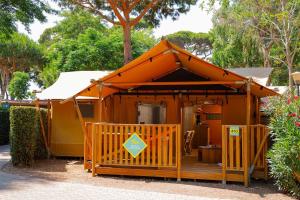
xmin=68 ymin=40 xmax=278 ymax=100
xmin=37 ymin=71 xmax=112 ymax=100
xmin=229 ymin=67 xmax=273 ymax=86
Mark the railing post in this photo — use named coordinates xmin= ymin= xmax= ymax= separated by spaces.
xmin=177 ymin=124 xmax=181 ymax=182
xmin=92 ymin=124 xmax=96 ymax=177
xmin=243 ymin=126 xmax=250 ymax=187
xmin=222 ymin=125 xmax=227 ymax=184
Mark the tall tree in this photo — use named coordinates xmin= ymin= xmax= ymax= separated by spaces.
xmin=166 ymin=31 xmax=212 ymax=59
xmin=208 ymin=0 xmax=276 ymax=68
xmin=39 ymin=9 xmax=156 ymax=87
xmin=0 ymin=33 xmax=44 ymax=99
xmin=59 ymin=0 xmax=198 ymax=64
xmin=0 ymin=0 xmax=53 ymax=36
xmin=266 ymin=0 xmax=300 ymax=88
xmin=206 ymin=0 xmax=300 ymax=87
xmin=210 ymin=24 xmax=262 ymax=68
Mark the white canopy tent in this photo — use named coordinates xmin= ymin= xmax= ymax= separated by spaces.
xmin=37 ymin=71 xmax=112 ymax=100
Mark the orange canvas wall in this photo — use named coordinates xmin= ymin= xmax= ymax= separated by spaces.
xmin=50 ymin=100 xmax=98 ymax=156
xmin=101 ymin=94 xmax=253 ymax=126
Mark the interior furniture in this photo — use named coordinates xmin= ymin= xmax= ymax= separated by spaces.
xmin=184 ymin=130 xmax=195 ymax=155
xmin=198 ymin=145 xmax=222 ymax=163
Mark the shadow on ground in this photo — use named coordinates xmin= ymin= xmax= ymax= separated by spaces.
xmin=0 ymin=154 xmax=291 ymax=200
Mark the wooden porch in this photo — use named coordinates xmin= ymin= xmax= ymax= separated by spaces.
xmin=83 ymin=123 xmax=268 ymax=186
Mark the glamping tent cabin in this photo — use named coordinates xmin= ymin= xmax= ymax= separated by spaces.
xmin=36 ymin=71 xmax=111 ymax=156
xmin=60 ymin=40 xmax=278 ymax=186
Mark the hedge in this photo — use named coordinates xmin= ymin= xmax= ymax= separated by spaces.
xmin=10 ymin=106 xmax=48 ymax=166
xmin=0 ymin=110 xmax=10 ymax=145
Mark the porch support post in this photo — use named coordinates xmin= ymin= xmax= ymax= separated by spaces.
xmin=177 ymin=93 xmax=183 ymax=182
xmin=222 ymin=125 xmax=227 ymax=184
xmin=35 ymin=99 xmax=50 ymax=156
xmin=97 ymin=82 xmax=103 ymax=122
xmin=47 ymin=100 xmax=52 ymax=151
xmin=73 ymin=98 xmax=89 ymax=170
xmin=91 ymin=123 xmax=96 ymax=177
xmin=244 ymin=79 xmax=251 ymax=187
xmin=256 ymin=97 xmax=261 ymax=124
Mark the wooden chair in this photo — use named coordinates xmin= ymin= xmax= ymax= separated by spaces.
xmin=184 ymin=130 xmax=195 ymax=155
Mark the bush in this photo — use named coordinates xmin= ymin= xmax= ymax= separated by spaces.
xmin=10 ymin=106 xmax=48 ymax=166
xmin=264 ymin=95 xmax=300 ymax=198
xmin=0 ymin=109 xmax=10 ymax=145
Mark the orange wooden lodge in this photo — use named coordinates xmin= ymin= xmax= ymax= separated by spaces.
xmin=41 ymin=40 xmax=279 ymax=186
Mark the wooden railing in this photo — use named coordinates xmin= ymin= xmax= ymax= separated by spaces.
xmin=85 ymin=123 xmax=181 ymax=177
xmin=222 ymin=124 xmax=269 ymax=186
xmin=222 ymin=125 xmax=247 ymax=172
xmin=249 ymin=125 xmax=268 ymax=170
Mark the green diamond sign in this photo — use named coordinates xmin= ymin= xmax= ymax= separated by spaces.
xmin=123 ymin=133 xmax=147 ymax=158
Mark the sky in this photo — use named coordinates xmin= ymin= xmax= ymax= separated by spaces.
xmin=18 ymin=3 xmax=213 ymax=41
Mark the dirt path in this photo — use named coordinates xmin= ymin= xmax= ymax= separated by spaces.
xmin=0 ymin=146 xmax=294 ymax=200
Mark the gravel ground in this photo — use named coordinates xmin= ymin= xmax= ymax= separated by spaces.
xmin=0 ymin=145 xmax=295 ymax=200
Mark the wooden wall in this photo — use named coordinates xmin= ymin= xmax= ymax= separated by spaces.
xmin=99 ymin=94 xmax=258 ymax=147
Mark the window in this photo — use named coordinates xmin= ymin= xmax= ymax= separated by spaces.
xmin=137 ymin=103 xmax=166 ymax=124
xmin=78 ymin=103 xmax=94 ymax=118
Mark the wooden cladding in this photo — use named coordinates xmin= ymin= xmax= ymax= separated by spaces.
xmin=85 ymin=123 xmax=180 ymax=174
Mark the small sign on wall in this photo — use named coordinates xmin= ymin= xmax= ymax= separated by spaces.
xmin=230 ymin=126 xmax=240 ymax=136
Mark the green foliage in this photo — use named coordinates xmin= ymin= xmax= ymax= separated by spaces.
xmin=39 ymin=9 xmax=156 ymax=87
xmin=0 ymin=32 xmax=44 ymax=98
xmin=0 ymin=0 xmax=53 ymax=37
xmin=210 ymin=24 xmax=262 ymax=68
xmin=58 ymin=0 xmax=197 ymax=63
xmin=9 ymin=106 xmax=48 ymax=166
xmin=0 ymin=110 xmax=9 ymax=145
xmin=206 ymin=0 xmax=300 ymax=85
xmin=208 ymin=2 xmax=264 ymax=68
xmin=166 ymin=31 xmax=212 ymax=59
xmin=38 ymin=8 xmax=105 ymax=47
xmin=264 ymin=95 xmax=300 ymax=197
xmin=8 ymin=72 xmax=30 ymax=100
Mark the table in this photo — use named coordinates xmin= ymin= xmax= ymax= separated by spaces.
xmin=198 ymin=145 xmax=222 ymax=163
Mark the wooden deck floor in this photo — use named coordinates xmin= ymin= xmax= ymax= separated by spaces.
xmin=88 ymin=149 xmax=244 ymax=183
xmin=181 ymin=153 xmax=223 ymax=181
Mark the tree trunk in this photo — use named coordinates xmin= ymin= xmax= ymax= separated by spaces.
xmin=123 ymin=24 xmax=133 ymax=64
xmin=262 ymin=47 xmax=271 ymax=68
xmin=0 ymin=72 xmax=9 ymax=99
xmin=287 ymin=54 xmax=294 ymax=91
xmin=0 ymin=67 xmax=11 ymax=99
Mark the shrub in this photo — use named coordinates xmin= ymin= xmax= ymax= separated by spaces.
xmin=10 ymin=106 xmax=48 ymax=166
xmin=264 ymin=95 xmax=300 ymax=197
xmin=0 ymin=109 xmax=10 ymax=145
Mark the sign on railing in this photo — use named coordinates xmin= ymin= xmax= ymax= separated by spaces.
xmin=229 ymin=126 xmax=240 ymax=137
xmin=123 ymin=133 xmax=147 ymax=158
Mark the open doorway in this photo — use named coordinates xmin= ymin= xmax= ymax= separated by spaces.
xmin=182 ymin=103 xmax=223 ymax=171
